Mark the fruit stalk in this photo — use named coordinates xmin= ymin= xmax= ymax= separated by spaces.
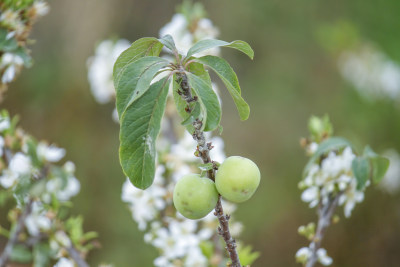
xmin=176 ymin=71 xmax=242 ymax=267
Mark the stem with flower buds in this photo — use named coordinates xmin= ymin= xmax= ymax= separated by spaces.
xmin=176 ymin=71 xmax=241 ymax=267
xmin=305 ymin=193 xmax=341 ymax=267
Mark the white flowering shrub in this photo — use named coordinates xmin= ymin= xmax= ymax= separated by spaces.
xmin=0 ymin=0 xmax=49 ymax=96
xmin=0 ymin=2 xmax=98 ymax=266
xmin=296 ymin=115 xmax=389 ymax=267
xmin=0 ymin=111 xmax=97 ymax=266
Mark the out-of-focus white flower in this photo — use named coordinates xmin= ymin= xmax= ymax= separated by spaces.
xmin=295 ymin=247 xmax=312 ymax=263
xmin=185 ymin=246 xmax=208 ymax=267
xmin=9 ymin=152 xmax=32 ymax=175
xmin=0 ymin=116 xmax=10 ymax=132
xmin=63 ymin=161 xmax=76 ymax=174
xmin=0 ymin=136 xmax=4 ymax=157
xmin=339 ymin=45 xmax=400 ymax=101
xmin=379 ymin=149 xmax=400 ymax=194
xmin=25 ymin=201 xmax=52 ymax=236
xmin=0 ymin=10 xmax=25 ymax=35
xmin=53 ymin=257 xmax=75 ymax=267
xmin=122 ymin=166 xmax=167 ymax=230
xmin=37 ymin=142 xmax=66 ymax=162
xmin=46 ymin=176 xmax=80 ymax=202
xmin=159 ymin=13 xmax=219 ymax=56
xmin=87 ymin=39 xmax=130 ymax=104
xmin=54 ymin=231 xmax=72 ymax=248
xmin=317 ymin=248 xmax=333 ymax=266
xmin=1 ymin=53 xmax=24 ymax=83
xmin=32 ymin=1 xmax=50 ymax=17
xmin=0 ymin=170 xmax=18 ymax=188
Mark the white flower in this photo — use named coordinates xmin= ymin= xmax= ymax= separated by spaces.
xmin=0 ymin=170 xmax=18 ymax=188
xmin=295 ymin=247 xmax=312 ymax=263
xmin=37 ymin=142 xmax=66 ymax=162
xmin=0 ymin=116 xmax=11 ymax=132
xmin=54 ymin=257 xmax=75 ymax=267
xmin=339 ymin=45 xmax=400 ymax=101
xmin=54 ymin=231 xmax=72 ymax=247
xmin=160 ymin=14 xmax=193 ymax=55
xmin=46 ymin=176 xmax=80 ymax=202
xmin=25 ymin=201 xmax=52 ymax=236
xmin=87 ymin=39 xmax=130 ymax=104
xmin=184 ymin=246 xmax=207 ymax=267
xmin=317 ymin=248 xmax=333 ymax=266
xmin=121 ymin=166 xmax=167 ymax=230
xmin=32 ymin=1 xmax=50 ymax=17
xmin=9 ymin=152 xmax=31 ymax=175
xmin=154 ymin=256 xmax=175 ymax=267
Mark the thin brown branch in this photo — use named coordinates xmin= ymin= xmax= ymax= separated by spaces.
xmin=176 ymin=71 xmax=242 ymax=267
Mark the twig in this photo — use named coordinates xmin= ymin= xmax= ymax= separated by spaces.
xmin=66 ymin=244 xmax=90 ymax=267
xmin=305 ymin=193 xmax=341 ymax=267
xmin=0 ymin=199 xmax=34 ymax=267
xmin=176 ymin=71 xmax=242 ymax=267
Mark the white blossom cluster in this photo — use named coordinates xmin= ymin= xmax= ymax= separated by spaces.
xmin=300 ymin=145 xmax=365 ymax=218
xmin=0 ymin=1 xmax=49 ymax=85
xmin=0 ymin=112 xmax=85 ymax=265
xmin=296 ymin=247 xmax=332 ymax=266
xmin=87 ymin=39 xmax=130 ymax=105
xmin=338 ymin=45 xmax=400 ymax=101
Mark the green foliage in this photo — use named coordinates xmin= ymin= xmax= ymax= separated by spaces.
xmin=185 ymin=39 xmax=254 ymax=59
xmin=237 ymin=244 xmax=260 ymax=266
xmin=193 ymin=55 xmax=250 ymax=120
xmin=119 ymin=78 xmax=170 ymax=189
xmin=308 ymin=115 xmax=333 ymax=143
xmin=363 ymin=146 xmax=390 ymax=184
xmin=114 ymin=35 xmax=253 ymax=189
xmin=10 ymin=244 xmax=33 ymax=263
xmin=352 ymin=156 xmax=370 ymax=190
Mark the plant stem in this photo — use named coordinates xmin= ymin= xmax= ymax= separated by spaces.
xmin=66 ymin=244 xmax=90 ymax=267
xmin=305 ymin=194 xmax=341 ymax=267
xmin=176 ymin=71 xmax=242 ymax=267
xmin=0 ymin=199 xmax=33 ymax=267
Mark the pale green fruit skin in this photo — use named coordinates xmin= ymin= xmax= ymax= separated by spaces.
xmin=216 ymin=156 xmax=260 ymax=203
xmin=173 ymin=174 xmax=219 ymax=220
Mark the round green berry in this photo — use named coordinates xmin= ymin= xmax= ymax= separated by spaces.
xmin=215 ymin=156 xmax=260 ymax=203
xmin=173 ymin=173 xmax=219 ymax=220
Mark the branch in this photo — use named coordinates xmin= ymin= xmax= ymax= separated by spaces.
xmin=305 ymin=193 xmax=341 ymax=267
xmin=0 ymin=199 xmax=33 ymax=267
xmin=66 ymin=244 xmax=90 ymax=267
xmin=176 ymin=71 xmax=242 ymax=267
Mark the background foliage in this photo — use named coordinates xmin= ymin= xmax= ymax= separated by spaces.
xmin=1 ymin=0 xmax=399 ymax=266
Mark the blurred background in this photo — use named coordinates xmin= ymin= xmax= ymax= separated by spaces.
xmin=2 ymin=0 xmax=400 ymax=266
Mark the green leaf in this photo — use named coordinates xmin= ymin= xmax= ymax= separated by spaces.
xmin=352 ymin=156 xmax=371 ymax=190
xmin=198 ymin=163 xmax=214 ymax=171
xmin=185 ymin=72 xmax=222 ymax=131
xmin=0 ymin=29 xmax=18 ymax=52
xmin=193 ymin=55 xmax=250 ymax=120
xmin=10 ymin=244 xmax=33 ymax=263
xmin=303 ymin=137 xmax=353 ymax=177
xmin=158 ymin=34 xmax=178 ymax=54
xmin=186 ymin=39 xmax=254 ymax=59
xmin=237 ymin=245 xmax=260 ymax=266
xmin=33 ymin=243 xmax=52 ymax=267
xmin=115 ymin=56 xmax=169 ymax=119
xmin=113 ymin=37 xmax=163 ymax=81
xmin=363 ymin=146 xmax=390 ymax=184
xmin=119 ymin=77 xmax=170 ymax=189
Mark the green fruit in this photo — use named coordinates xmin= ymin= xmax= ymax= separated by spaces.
xmin=173 ymin=174 xmax=219 ymax=219
xmin=215 ymin=156 xmax=260 ymax=203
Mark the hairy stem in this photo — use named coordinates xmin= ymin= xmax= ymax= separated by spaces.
xmin=305 ymin=194 xmax=341 ymax=267
xmin=176 ymin=71 xmax=241 ymax=267
xmin=0 ymin=200 xmax=33 ymax=267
